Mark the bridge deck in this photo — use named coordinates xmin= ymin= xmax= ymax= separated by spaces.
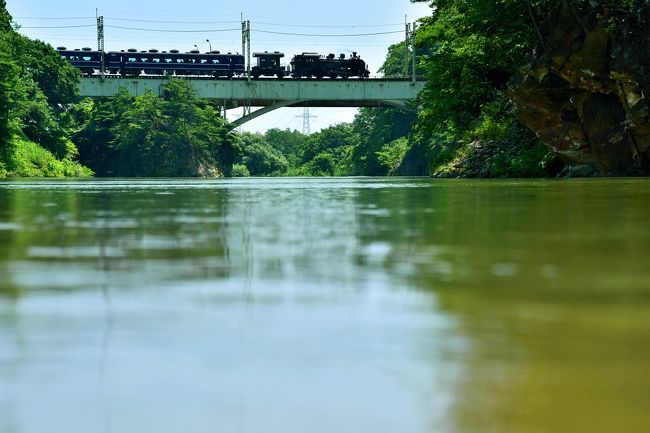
xmin=78 ymin=77 xmax=424 ymax=107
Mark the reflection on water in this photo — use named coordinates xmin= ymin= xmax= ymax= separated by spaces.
xmin=0 ymin=178 xmax=649 ymax=433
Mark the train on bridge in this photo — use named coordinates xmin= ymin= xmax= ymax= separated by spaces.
xmin=57 ymin=47 xmax=371 ymax=79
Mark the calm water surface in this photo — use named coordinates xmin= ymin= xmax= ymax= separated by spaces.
xmin=0 ymin=178 xmax=649 ymax=433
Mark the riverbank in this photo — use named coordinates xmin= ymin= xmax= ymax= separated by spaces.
xmin=0 ymin=137 xmax=92 ymax=178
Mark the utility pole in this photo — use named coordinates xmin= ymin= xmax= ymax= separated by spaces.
xmin=241 ymin=13 xmax=246 ymax=61
xmin=246 ymin=20 xmax=251 ymax=81
xmin=411 ymin=21 xmax=417 ymax=84
xmin=241 ymin=16 xmax=251 ymax=116
xmin=96 ymin=11 xmax=105 ymax=79
xmin=404 ymin=16 xmax=410 ymax=80
xmin=241 ymin=18 xmax=251 ymax=81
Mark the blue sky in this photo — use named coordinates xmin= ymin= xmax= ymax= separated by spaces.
xmin=7 ymin=0 xmax=431 ymax=133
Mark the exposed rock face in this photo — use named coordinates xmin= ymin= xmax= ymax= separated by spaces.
xmin=394 ymin=145 xmax=431 ymax=176
xmin=509 ymin=1 xmax=650 ymax=175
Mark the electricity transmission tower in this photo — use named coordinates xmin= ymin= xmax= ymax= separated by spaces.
xmin=297 ymin=107 xmax=317 ymax=135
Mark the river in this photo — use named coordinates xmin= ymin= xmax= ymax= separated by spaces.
xmin=0 ymin=177 xmax=649 ymax=433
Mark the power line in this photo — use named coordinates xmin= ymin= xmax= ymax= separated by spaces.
xmin=32 ymin=24 xmax=399 ymax=36
xmin=105 ymin=17 xmax=242 ymax=24
xmin=253 ymin=29 xmax=403 ymax=37
xmin=15 ymin=16 xmax=95 ymax=20
xmin=21 ymin=25 xmax=96 ymax=29
xmin=252 ymin=21 xmax=402 ymax=29
xmin=104 ymin=25 xmax=241 ymax=33
xmin=16 ymin=16 xmax=404 ymax=29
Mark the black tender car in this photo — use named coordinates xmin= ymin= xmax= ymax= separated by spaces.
xmin=251 ymin=52 xmax=285 ymax=79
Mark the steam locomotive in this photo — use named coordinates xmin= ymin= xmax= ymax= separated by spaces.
xmin=57 ymin=47 xmax=370 ymax=79
xmin=251 ymin=51 xmax=370 ymax=79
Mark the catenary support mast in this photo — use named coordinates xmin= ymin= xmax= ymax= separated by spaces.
xmin=96 ymin=12 xmax=105 ymax=78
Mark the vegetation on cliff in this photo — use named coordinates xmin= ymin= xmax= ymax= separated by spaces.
xmin=74 ymin=80 xmax=237 ymax=177
xmin=509 ymin=0 xmax=650 ymax=175
xmin=400 ymin=0 xmax=559 ymax=177
xmin=405 ymin=0 xmax=650 ymax=177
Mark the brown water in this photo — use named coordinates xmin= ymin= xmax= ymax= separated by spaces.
xmin=0 ymin=178 xmax=649 ymax=433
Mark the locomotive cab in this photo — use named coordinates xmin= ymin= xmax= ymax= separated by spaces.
xmin=252 ymin=52 xmax=285 ymax=79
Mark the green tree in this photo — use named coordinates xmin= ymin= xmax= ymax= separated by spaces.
xmin=330 ymin=20 xmax=427 ymax=176
xmin=301 ymin=123 xmax=353 ymax=163
xmin=10 ymin=75 xmax=77 ymax=159
xmin=297 ymin=123 xmax=354 ymax=176
xmin=0 ymin=3 xmax=91 ymax=177
xmin=0 ymin=34 xmax=17 ymax=154
xmin=304 ymin=152 xmax=337 ymax=176
xmin=0 ymin=1 xmax=11 ymax=33
xmin=413 ymin=0 xmax=558 ymax=133
xmin=377 ymin=137 xmax=410 ymax=173
xmin=347 ymin=106 xmax=417 ymax=175
xmin=236 ymin=132 xmax=289 ymax=176
xmin=8 ymin=34 xmax=79 ymax=105
xmin=409 ymin=0 xmax=556 ymax=176
xmin=72 ymin=94 xmax=131 ymax=175
xmin=378 ymin=37 xmax=428 ymax=78
xmin=76 ymin=80 xmax=236 ymax=177
xmin=264 ymin=128 xmax=306 ymax=165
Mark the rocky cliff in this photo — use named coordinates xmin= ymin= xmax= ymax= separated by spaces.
xmin=509 ymin=0 xmax=650 ymax=175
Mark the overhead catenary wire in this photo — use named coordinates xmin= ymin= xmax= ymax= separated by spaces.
xmin=104 ymin=25 xmax=242 ymax=33
xmin=24 ymin=22 xmax=404 ymax=37
xmin=252 ymin=21 xmax=402 ymax=28
xmin=15 ymin=16 xmax=96 ymax=20
xmin=22 ymin=24 xmax=96 ymax=29
xmin=16 ymin=15 xmax=404 ymax=31
xmin=16 ymin=15 xmax=405 ymax=27
xmin=253 ymin=29 xmax=403 ymax=37
xmin=105 ymin=17 xmax=242 ymax=24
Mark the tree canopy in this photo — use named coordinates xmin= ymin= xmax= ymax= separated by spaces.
xmin=0 ymin=3 xmax=90 ymax=176
xmin=75 ymin=80 xmax=237 ymax=177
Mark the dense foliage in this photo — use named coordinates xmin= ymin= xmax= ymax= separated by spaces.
xmin=407 ymin=0 xmax=560 ymax=177
xmin=0 ymin=1 xmax=91 ymax=177
xmin=74 ymin=80 xmax=237 ymax=176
